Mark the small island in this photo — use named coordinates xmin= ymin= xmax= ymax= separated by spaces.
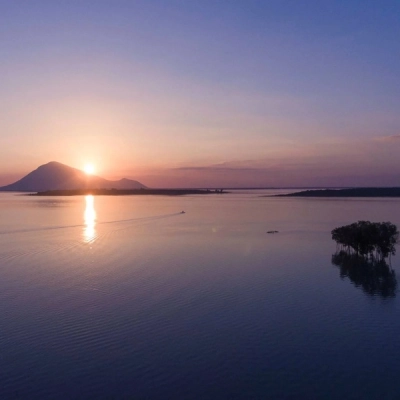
xmin=31 ymin=188 xmax=227 ymax=196
xmin=332 ymin=221 xmax=398 ymax=261
xmin=331 ymin=221 xmax=399 ymax=297
xmin=275 ymin=187 xmax=400 ymax=197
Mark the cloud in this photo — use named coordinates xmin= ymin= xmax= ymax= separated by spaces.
xmin=175 ymin=166 xmax=261 ymax=172
xmin=375 ymin=134 xmax=400 ymax=142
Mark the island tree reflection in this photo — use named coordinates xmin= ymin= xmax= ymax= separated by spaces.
xmin=332 ymin=251 xmax=397 ymax=298
xmin=83 ymin=195 xmax=97 ymax=243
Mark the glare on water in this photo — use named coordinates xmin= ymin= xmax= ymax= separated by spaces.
xmin=83 ymin=195 xmax=96 ymax=243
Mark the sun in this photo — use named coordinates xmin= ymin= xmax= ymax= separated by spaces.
xmin=83 ymin=163 xmax=95 ymax=175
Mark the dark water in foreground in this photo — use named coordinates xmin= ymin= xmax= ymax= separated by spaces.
xmin=0 ymin=191 xmax=399 ymax=399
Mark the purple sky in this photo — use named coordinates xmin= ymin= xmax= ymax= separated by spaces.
xmin=1 ymin=0 xmax=399 ymax=187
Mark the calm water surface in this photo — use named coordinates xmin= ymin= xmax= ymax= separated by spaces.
xmin=0 ymin=191 xmax=399 ymax=399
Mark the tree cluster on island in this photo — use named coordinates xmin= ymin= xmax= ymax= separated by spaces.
xmin=331 ymin=221 xmax=399 ymax=298
xmin=331 ymin=221 xmax=399 ymax=262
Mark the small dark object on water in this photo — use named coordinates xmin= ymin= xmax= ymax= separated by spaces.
xmin=267 ymin=230 xmax=279 ymax=234
xmin=181 ymin=211 xmax=185 ymax=214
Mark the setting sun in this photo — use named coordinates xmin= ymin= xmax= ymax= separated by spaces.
xmin=83 ymin=163 xmax=95 ymax=175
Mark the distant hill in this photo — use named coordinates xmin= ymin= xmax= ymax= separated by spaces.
xmin=275 ymin=187 xmax=400 ymax=197
xmin=0 ymin=161 xmax=147 ymax=192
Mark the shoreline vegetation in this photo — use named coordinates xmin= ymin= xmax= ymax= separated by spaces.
xmin=30 ymin=188 xmax=228 ymax=196
xmin=275 ymin=187 xmax=400 ymax=197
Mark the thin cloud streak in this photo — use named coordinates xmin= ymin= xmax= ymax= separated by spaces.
xmin=375 ymin=134 xmax=400 ymax=142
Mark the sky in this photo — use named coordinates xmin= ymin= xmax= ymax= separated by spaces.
xmin=1 ymin=0 xmax=400 ymax=188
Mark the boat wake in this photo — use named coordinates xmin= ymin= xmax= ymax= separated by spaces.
xmin=0 ymin=211 xmax=185 ymax=236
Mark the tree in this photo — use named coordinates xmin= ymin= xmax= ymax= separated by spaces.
xmin=331 ymin=221 xmax=399 ymax=261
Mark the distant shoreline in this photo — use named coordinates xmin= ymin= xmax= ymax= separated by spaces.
xmin=30 ymin=188 xmax=228 ymax=196
xmin=273 ymin=187 xmax=400 ymax=198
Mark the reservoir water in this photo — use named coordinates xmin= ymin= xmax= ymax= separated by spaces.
xmin=0 ymin=191 xmax=399 ymax=399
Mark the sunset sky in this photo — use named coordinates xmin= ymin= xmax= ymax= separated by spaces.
xmin=1 ymin=0 xmax=399 ymax=187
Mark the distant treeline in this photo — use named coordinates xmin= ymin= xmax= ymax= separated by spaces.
xmin=32 ymin=188 xmax=228 ymax=196
xmin=332 ymin=221 xmax=399 ymax=261
xmin=277 ymin=187 xmax=400 ymax=197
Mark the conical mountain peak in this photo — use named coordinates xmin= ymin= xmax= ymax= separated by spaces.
xmin=0 ymin=162 xmax=146 ymax=192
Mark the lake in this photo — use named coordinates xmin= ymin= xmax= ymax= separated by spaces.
xmin=0 ymin=191 xmax=399 ymax=399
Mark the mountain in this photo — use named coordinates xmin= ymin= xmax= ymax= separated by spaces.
xmin=0 ymin=161 xmax=147 ymax=192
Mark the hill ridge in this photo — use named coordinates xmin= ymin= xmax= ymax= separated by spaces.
xmin=0 ymin=162 xmax=146 ymax=192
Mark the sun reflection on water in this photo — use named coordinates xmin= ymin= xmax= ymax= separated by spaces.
xmin=83 ymin=195 xmax=97 ymax=243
